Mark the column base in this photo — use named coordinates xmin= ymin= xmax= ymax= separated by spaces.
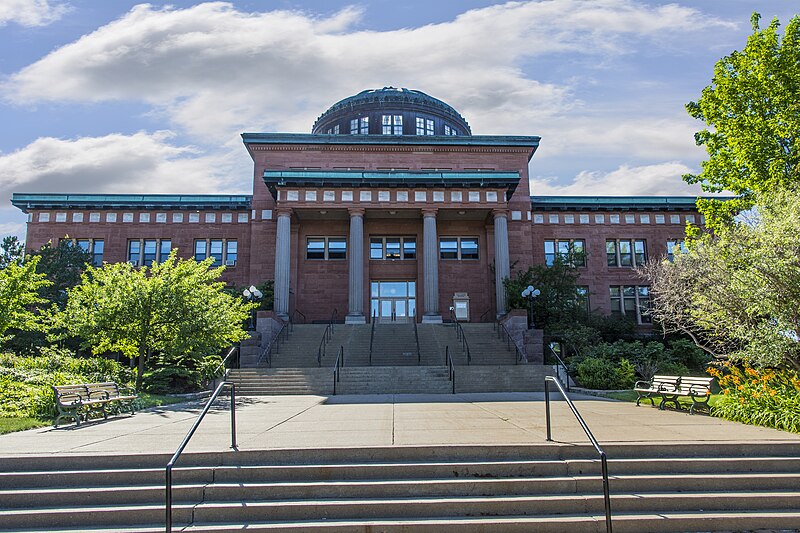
xmin=277 ymin=312 xmax=289 ymax=321
xmin=345 ymin=314 xmax=366 ymax=325
xmin=422 ymin=314 xmax=443 ymax=324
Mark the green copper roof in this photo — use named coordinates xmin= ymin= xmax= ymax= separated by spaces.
xmin=243 ymin=133 xmax=539 ymax=157
xmin=530 ymin=196 xmax=706 ymax=211
xmin=11 ymin=193 xmax=252 ymax=212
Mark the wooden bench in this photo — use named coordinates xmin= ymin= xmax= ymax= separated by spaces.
xmin=53 ymin=382 xmax=138 ymax=427
xmin=634 ymin=375 xmax=713 ymax=415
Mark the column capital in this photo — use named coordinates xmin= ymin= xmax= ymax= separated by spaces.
xmin=275 ymin=207 xmax=293 ymax=218
xmin=492 ymin=208 xmax=509 ymax=220
xmin=421 ymin=208 xmax=439 ymax=218
xmin=348 ymin=207 xmax=366 ymax=217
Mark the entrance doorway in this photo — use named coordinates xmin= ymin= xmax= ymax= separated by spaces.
xmin=371 ymin=281 xmax=416 ymax=323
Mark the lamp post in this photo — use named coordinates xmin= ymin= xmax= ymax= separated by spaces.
xmin=242 ymin=285 xmax=263 ymax=330
xmin=520 ymin=285 xmax=541 ymax=329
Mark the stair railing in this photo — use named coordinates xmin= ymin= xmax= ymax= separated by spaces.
xmin=546 ymin=343 xmax=571 ymax=392
xmin=497 ymin=321 xmax=527 ymax=364
xmin=544 ymin=376 xmax=612 ymax=533
xmin=292 ymin=309 xmax=306 ymax=324
xmin=332 ymin=345 xmax=344 ymax=395
xmin=413 ymin=312 xmax=421 ymax=365
xmin=445 ymin=345 xmax=455 ymax=394
xmin=257 ymin=322 xmax=288 ymax=368
xmin=450 ymin=308 xmax=471 ymax=365
xmin=479 ymin=307 xmax=493 ymax=323
xmin=213 ymin=345 xmax=239 ymax=382
xmin=368 ymin=310 xmax=376 ymax=366
xmin=329 ymin=308 xmax=338 ymax=335
xmin=316 ymin=322 xmax=333 ymax=367
xmin=166 ymin=380 xmax=237 ymax=533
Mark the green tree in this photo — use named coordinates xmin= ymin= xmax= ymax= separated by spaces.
xmin=685 ymin=13 xmax=800 ymax=229
xmin=0 ymin=256 xmax=51 ymax=339
xmin=62 ymin=251 xmax=253 ymax=389
xmin=642 ymin=189 xmax=800 ymax=372
xmin=29 ymin=240 xmax=92 ymax=309
xmin=0 ymin=236 xmax=24 ymax=269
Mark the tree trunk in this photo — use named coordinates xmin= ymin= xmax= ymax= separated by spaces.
xmin=136 ymin=345 xmax=146 ymax=390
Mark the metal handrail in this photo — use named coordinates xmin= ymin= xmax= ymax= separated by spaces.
xmin=479 ymin=307 xmax=493 ymax=323
xmin=332 ymin=346 xmax=344 ymax=395
xmin=544 ymin=376 xmax=612 ymax=533
xmin=449 ymin=308 xmax=471 ymax=364
xmin=257 ymin=322 xmax=288 ymax=368
xmin=413 ymin=312 xmax=421 ymax=365
xmin=329 ymin=308 xmax=338 ymax=334
xmin=165 ymin=380 xmax=237 ymax=532
xmin=368 ymin=310 xmax=376 ymax=366
xmin=316 ymin=323 xmax=333 ymax=367
xmin=292 ymin=309 xmax=306 ymax=324
xmin=546 ymin=343 xmax=571 ymax=392
xmin=445 ymin=345 xmax=455 ymax=394
xmin=498 ymin=321 xmax=527 ymax=364
xmin=213 ymin=345 xmax=239 ymax=380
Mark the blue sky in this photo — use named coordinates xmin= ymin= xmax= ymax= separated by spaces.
xmin=0 ymin=0 xmax=797 ymax=241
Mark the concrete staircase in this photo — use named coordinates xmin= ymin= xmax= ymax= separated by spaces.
xmin=261 ymin=324 xmax=330 ymax=368
xmin=336 ymin=366 xmax=452 ymax=394
xmin=226 ymin=368 xmax=332 ymax=395
xmin=4 ymin=442 xmax=800 ymax=532
xmin=370 ymin=323 xmax=423 ymax=366
xmin=460 ymin=323 xmax=518 ymax=365
xmin=455 ymin=365 xmax=549 ymax=392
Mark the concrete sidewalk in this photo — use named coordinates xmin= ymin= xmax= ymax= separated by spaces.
xmin=0 ymin=392 xmax=797 ymax=457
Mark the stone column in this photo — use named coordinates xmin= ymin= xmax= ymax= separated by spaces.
xmin=494 ymin=210 xmax=511 ymax=317
xmin=422 ymin=209 xmax=442 ymax=323
xmin=346 ymin=208 xmax=366 ymax=324
xmin=273 ymin=209 xmax=292 ymax=320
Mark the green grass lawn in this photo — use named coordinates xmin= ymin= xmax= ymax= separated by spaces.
xmin=605 ymin=389 xmax=723 ymax=409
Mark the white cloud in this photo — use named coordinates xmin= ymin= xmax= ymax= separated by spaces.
xmin=531 ymin=162 xmax=703 ymax=196
xmin=0 ymin=131 xmax=248 ymax=200
xmin=3 ymin=1 xmax=733 ymax=141
xmin=0 ymin=0 xmax=69 ymax=27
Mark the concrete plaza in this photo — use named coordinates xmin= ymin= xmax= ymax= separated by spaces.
xmin=0 ymin=392 xmax=797 ymax=457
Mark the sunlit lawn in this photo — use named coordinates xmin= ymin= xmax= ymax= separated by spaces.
xmin=606 ymin=389 xmax=724 ymax=409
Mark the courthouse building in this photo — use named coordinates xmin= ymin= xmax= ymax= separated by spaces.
xmin=11 ymin=87 xmax=700 ymax=325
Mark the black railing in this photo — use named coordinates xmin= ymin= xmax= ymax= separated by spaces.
xmin=165 ymin=381 xmax=237 ymax=533
xmin=544 ymin=376 xmax=612 ymax=533
xmin=413 ymin=312 xmax=421 ymax=365
xmin=368 ymin=310 xmax=376 ymax=366
xmin=450 ymin=308 xmax=471 ymax=364
xmin=497 ymin=321 xmax=527 ymax=364
xmin=292 ymin=309 xmax=306 ymax=324
xmin=213 ymin=345 xmax=239 ymax=380
xmin=329 ymin=308 xmax=338 ymax=332
xmin=546 ymin=343 xmax=571 ymax=392
xmin=332 ymin=346 xmax=344 ymax=395
xmin=316 ymin=323 xmax=333 ymax=367
xmin=445 ymin=345 xmax=455 ymax=394
xmin=257 ymin=322 xmax=288 ymax=368
xmin=479 ymin=307 xmax=493 ymax=322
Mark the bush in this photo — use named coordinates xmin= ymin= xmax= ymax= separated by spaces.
xmin=0 ymin=348 xmax=133 ymax=419
xmin=575 ymin=357 xmax=635 ymax=390
xmin=708 ymin=363 xmax=800 ymax=433
xmin=142 ymin=353 xmax=223 ymax=394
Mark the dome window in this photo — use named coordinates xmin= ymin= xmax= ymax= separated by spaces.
xmin=327 ymin=124 xmax=340 ymax=135
xmin=382 ymin=114 xmax=403 ymax=135
xmin=444 ymin=124 xmax=458 ymax=136
xmin=416 ymin=117 xmax=434 ymax=136
xmin=350 ymin=117 xmax=369 ymax=134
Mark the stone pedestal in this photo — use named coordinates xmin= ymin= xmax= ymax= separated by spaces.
xmin=524 ymin=329 xmax=544 ymax=364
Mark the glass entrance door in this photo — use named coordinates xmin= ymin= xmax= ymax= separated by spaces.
xmin=371 ymin=281 xmax=416 ymax=323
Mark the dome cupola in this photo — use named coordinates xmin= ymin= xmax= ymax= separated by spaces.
xmin=311 ymin=87 xmax=471 ymax=136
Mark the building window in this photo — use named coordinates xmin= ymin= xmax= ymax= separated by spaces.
xmin=440 ymin=237 xmax=479 ymax=260
xmin=576 ymin=286 xmax=590 ymax=313
xmin=221 ymin=213 xmax=232 ymax=223
xmin=205 ymin=213 xmax=216 ymax=223
xmin=89 ymin=212 xmax=100 ymax=223
xmin=594 ymin=214 xmax=605 ymax=224
xmin=350 ymin=117 xmax=369 ymax=134
xmin=666 ymin=239 xmax=687 ymax=262
xmin=544 ymin=239 xmax=586 ymax=267
xmin=670 ymin=214 xmax=681 ymax=224
xmin=579 ymin=214 xmax=589 ymax=224
xmin=686 ymin=214 xmax=696 ymax=224
xmin=173 ymin=213 xmax=184 ymax=223
xmin=655 ymin=214 xmax=665 ymax=224
xmin=56 ymin=213 xmax=67 ymax=222
xmin=609 ymin=285 xmax=651 ymax=324
xmin=139 ymin=213 xmax=150 ymax=223
xmin=39 ymin=212 xmax=50 ymax=222
xmin=129 ymin=238 xmax=172 ymax=267
xmin=416 ymin=117 xmax=434 ymax=135
xmin=564 ymin=214 xmax=575 ymax=224
xmin=73 ymin=213 xmax=84 ymax=223
xmin=327 ymin=124 xmax=340 ymax=134
xmin=306 ymin=237 xmax=347 ymax=260
xmin=237 ymin=212 xmax=248 ymax=223
xmin=444 ymin=124 xmax=458 ymax=136
xmin=382 ymin=114 xmax=403 ymax=135
xmin=106 ymin=213 xmax=117 ymax=223
xmin=624 ymin=214 xmax=635 ymax=224
xmin=548 ymin=214 xmax=559 ymax=224
xmin=189 ymin=213 xmax=200 ymax=223
xmin=640 ymin=214 xmax=651 ymax=224
xmin=74 ymin=239 xmax=104 ymax=267
xmin=610 ymin=214 xmax=620 ymax=224
xmin=193 ymin=238 xmax=237 ymax=267
xmin=606 ymin=239 xmax=647 ymax=267
xmin=370 ymin=237 xmax=416 ymax=260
